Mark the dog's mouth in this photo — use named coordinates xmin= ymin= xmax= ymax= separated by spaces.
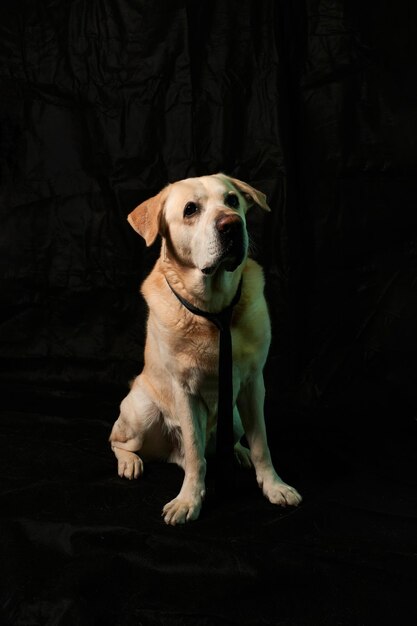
xmin=201 ymin=239 xmax=246 ymax=276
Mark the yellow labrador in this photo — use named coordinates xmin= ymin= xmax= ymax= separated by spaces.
xmin=109 ymin=174 xmax=302 ymax=524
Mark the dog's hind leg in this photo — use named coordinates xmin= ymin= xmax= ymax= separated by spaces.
xmin=112 ymin=447 xmax=143 ymax=480
xmin=232 ymin=407 xmax=252 ymax=468
xmin=109 ymin=376 xmax=164 ymax=479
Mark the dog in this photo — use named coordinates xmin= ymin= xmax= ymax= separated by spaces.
xmin=109 ymin=174 xmax=302 ymax=524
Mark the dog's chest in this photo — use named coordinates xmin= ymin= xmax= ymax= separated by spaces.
xmin=173 ymin=316 xmax=265 ymax=396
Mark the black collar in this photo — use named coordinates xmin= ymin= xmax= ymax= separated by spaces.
xmin=164 ymin=277 xmax=243 ymax=331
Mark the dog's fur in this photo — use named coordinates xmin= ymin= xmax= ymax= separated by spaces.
xmin=109 ymin=174 xmax=302 ymax=524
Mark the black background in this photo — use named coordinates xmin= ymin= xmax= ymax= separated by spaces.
xmin=1 ymin=1 xmax=416 ymax=625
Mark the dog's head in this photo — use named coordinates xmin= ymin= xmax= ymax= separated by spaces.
xmin=127 ymin=174 xmax=270 ymax=276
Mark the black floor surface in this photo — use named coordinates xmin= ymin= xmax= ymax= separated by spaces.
xmin=1 ymin=392 xmax=416 ymax=626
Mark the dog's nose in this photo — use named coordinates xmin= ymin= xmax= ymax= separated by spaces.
xmin=215 ymin=214 xmax=242 ymax=238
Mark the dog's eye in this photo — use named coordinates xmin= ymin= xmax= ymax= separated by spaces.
xmin=225 ymin=193 xmax=239 ymax=209
xmin=183 ymin=202 xmax=199 ymax=218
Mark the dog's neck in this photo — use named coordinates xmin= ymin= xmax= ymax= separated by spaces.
xmin=161 ymin=255 xmax=244 ymax=314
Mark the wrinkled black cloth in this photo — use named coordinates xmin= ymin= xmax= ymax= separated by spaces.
xmin=1 ymin=405 xmax=416 ymax=626
xmin=1 ymin=1 xmax=417 ymax=625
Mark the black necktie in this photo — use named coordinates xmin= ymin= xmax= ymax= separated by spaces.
xmin=165 ymin=277 xmax=243 ymax=495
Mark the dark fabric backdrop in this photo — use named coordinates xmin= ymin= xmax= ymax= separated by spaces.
xmin=1 ymin=1 xmax=416 ymax=625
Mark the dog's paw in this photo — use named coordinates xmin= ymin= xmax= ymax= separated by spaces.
xmin=162 ymin=495 xmax=203 ymax=525
xmin=261 ymin=476 xmax=302 ymax=507
xmin=234 ymin=441 xmax=253 ymax=469
xmin=115 ymin=449 xmax=144 ymax=480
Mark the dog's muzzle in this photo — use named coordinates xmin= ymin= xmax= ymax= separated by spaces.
xmin=215 ymin=214 xmax=246 ymax=272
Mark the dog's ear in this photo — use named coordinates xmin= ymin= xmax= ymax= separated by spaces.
xmin=127 ymin=187 xmax=168 ymax=246
xmin=220 ymin=174 xmax=271 ymax=212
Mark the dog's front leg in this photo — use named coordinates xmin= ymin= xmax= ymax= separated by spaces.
xmin=237 ymin=374 xmax=302 ymax=507
xmin=163 ymin=385 xmax=207 ymax=525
